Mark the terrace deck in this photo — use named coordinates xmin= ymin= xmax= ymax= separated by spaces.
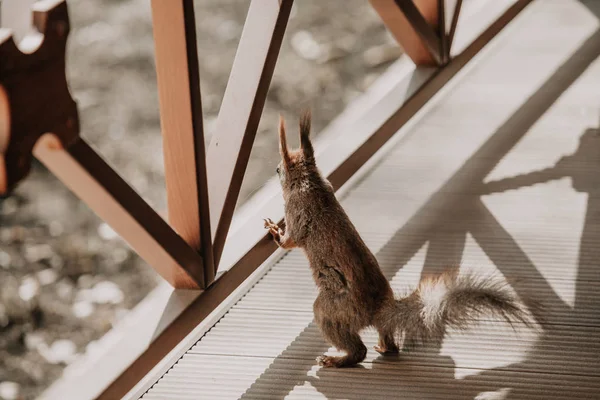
xmin=140 ymin=1 xmax=600 ymax=398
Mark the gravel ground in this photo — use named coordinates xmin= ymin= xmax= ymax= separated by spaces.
xmin=0 ymin=1 xmax=401 ymax=398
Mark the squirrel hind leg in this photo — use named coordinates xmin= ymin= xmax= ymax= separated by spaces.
xmin=373 ymin=327 xmax=399 ymax=355
xmin=372 ymin=301 xmax=400 ymax=355
xmin=317 ymin=326 xmax=367 ymax=368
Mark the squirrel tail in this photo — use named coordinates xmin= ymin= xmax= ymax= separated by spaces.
xmin=388 ymin=269 xmax=539 ymax=348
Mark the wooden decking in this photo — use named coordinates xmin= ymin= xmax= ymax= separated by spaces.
xmin=140 ymin=1 xmax=600 ymax=399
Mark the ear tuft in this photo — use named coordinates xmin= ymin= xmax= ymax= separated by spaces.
xmin=299 ymin=109 xmax=313 ymax=159
xmin=279 ymin=115 xmax=291 ymax=166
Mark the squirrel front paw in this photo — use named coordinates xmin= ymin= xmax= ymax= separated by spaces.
xmin=263 ymin=218 xmax=283 ymax=243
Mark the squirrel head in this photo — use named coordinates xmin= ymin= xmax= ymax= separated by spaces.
xmin=276 ymin=110 xmax=316 ymax=192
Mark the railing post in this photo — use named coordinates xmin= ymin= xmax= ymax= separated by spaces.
xmin=151 ymin=0 xmax=215 ymax=285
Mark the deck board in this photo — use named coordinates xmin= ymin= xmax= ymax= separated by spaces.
xmin=142 ymin=0 xmax=600 ymax=398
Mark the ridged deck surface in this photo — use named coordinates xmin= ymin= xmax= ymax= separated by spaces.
xmin=143 ymin=1 xmax=600 ymax=399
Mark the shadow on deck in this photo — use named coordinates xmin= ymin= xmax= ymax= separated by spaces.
xmin=238 ymin=19 xmax=600 ymax=400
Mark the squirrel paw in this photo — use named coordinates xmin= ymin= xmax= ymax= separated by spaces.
xmin=316 ymin=355 xmax=338 ymax=368
xmin=263 ymin=218 xmax=283 ymax=242
xmin=373 ymin=345 xmax=399 ymax=355
xmin=317 ymin=355 xmax=358 ymax=368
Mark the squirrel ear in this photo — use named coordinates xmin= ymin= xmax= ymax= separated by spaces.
xmin=299 ymin=109 xmax=314 ymax=160
xmin=279 ymin=115 xmax=291 ymax=166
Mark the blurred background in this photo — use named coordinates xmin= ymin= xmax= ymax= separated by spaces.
xmin=0 ymin=0 xmax=403 ymax=398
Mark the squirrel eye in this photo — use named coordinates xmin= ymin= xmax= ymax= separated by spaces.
xmin=276 ymin=167 xmax=280 ymax=174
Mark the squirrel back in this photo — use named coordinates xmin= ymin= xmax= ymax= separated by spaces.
xmin=277 ymin=110 xmax=389 ymax=293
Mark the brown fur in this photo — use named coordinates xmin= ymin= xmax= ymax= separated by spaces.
xmin=264 ymin=110 xmax=537 ymax=368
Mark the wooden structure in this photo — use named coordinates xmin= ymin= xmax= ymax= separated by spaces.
xmin=6 ymin=0 xmax=596 ymax=399
xmin=0 ymin=0 xmax=504 ymax=287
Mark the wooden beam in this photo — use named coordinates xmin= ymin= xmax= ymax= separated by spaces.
xmin=394 ymin=0 xmax=443 ymax=64
xmin=370 ymin=0 xmax=441 ymax=66
xmin=150 ymin=0 xmax=214 ymax=285
xmin=33 ymin=135 xmax=205 ymax=289
xmin=206 ymin=0 xmax=293 ymax=268
xmin=439 ymin=0 xmax=448 ymax=63
xmin=448 ymin=0 xmax=463 ymax=52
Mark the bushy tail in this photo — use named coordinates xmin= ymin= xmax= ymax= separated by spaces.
xmin=389 ymin=269 xmax=539 ymax=348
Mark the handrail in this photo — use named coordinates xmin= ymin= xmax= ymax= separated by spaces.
xmin=150 ymin=0 xmax=215 ymax=285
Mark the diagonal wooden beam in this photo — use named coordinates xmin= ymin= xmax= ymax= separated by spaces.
xmin=393 ymin=0 xmax=443 ymax=64
xmin=370 ymin=0 xmax=441 ymax=66
xmin=439 ymin=0 xmax=448 ymax=63
xmin=448 ymin=0 xmax=463 ymax=52
xmin=33 ymin=135 xmax=206 ymax=289
xmin=206 ymin=0 xmax=293 ymax=268
xmin=151 ymin=0 xmax=214 ymax=285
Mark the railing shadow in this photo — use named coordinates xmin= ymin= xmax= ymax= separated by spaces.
xmin=239 ymin=15 xmax=600 ymax=400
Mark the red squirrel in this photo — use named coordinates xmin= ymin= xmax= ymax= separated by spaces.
xmin=264 ymin=110 xmax=535 ymax=368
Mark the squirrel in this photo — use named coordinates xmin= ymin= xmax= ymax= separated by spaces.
xmin=264 ymin=110 xmax=537 ymax=368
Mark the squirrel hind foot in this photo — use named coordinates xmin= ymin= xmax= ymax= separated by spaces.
xmin=373 ymin=344 xmax=399 ymax=355
xmin=316 ymin=355 xmax=361 ymax=368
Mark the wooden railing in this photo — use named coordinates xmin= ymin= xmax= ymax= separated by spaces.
xmin=0 ymin=0 xmax=467 ymax=290
xmin=0 ymin=0 xmax=467 ymax=287
xmin=0 ymin=0 xmax=534 ymax=399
